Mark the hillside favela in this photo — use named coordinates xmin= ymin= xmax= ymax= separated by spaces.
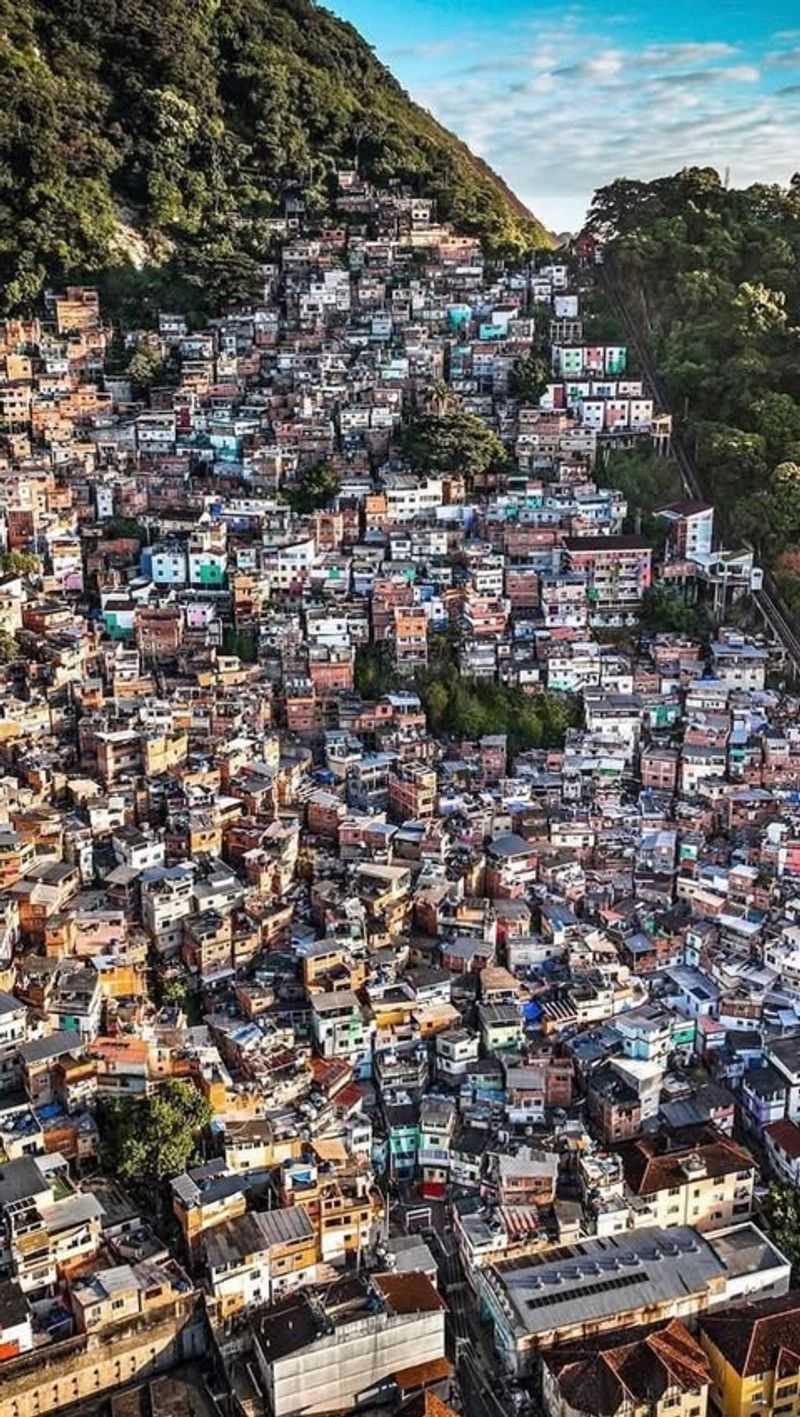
xmin=5 ymin=3 xmax=800 ymax=1417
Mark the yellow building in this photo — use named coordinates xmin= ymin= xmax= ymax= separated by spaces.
xmin=619 ymin=1132 xmax=756 ymax=1233
xmin=699 ymin=1293 xmax=800 ymax=1417
xmin=223 ymin=1117 xmax=301 ymax=1173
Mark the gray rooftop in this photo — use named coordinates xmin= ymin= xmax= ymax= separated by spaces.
xmin=488 ymin=1225 xmax=727 ymax=1339
xmin=19 ymin=1030 xmax=82 ymax=1065
xmin=0 ymin=1155 xmax=50 ymax=1208
xmin=205 ymin=1205 xmax=313 ymax=1269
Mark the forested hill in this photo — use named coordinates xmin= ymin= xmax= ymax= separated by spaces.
xmin=585 ymin=167 xmax=800 ymax=595
xmin=0 ymin=0 xmax=552 ymax=314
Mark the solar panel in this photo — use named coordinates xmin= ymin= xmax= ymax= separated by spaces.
xmin=525 ymin=1269 xmax=645 ymax=1312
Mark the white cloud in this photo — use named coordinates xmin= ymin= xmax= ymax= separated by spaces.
xmin=637 ymin=41 xmax=737 ymax=65
xmin=407 ymin=20 xmax=795 ymax=231
xmin=554 ymin=49 xmax=623 ymax=79
xmin=388 ymin=38 xmax=473 ymax=62
xmin=766 ymin=45 xmax=800 ymax=67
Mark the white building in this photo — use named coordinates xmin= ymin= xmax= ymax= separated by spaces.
xmin=254 ymin=1271 xmax=446 ymax=1417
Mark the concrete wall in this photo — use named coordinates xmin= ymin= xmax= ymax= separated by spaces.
xmin=0 ymin=1301 xmax=207 ymax=1417
xmin=262 ymin=1309 xmax=445 ymax=1416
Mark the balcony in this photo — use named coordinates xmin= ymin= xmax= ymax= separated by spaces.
xmin=418 ymin=1147 xmax=451 ymax=1167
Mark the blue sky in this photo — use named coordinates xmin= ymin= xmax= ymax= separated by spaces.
xmin=328 ymin=0 xmax=800 ymax=231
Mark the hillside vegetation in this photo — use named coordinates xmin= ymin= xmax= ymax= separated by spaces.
xmin=587 ymin=168 xmax=800 ymax=586
xmin=0 ymin=0 xmax=552 ymax=314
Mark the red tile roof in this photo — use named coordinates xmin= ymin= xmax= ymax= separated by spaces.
xmin=546 ymin=1319 xmax=710 ymax=1416
xmin=700 ymin=1294 xmax=800 ymax=1377
xmin=764 ymin=1119 xmax=800 ymax=1160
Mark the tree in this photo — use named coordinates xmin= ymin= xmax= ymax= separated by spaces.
xmin=416 ymin=670 xmax=579 ymax=752
xmin=284 ymin=462 xmax=340 ymax=515
xmin=0 ymin=550 xmax=39 ymax=577
xmin=126 ymin=342 xmax=164 ymax=392
xmin=695 ymin=424 xmax=768 ymax=506
xmin=734 ymin=462 xmax=800 ymax=560
xmin=100 ymin=516 xmax=148 ymax=542
xmin=101 ymin=1079 xmax=212 ymax=1203
xmin=753 ymin=392 xmax=800 ymax=464
xmin=424 ymin=681 xmax=449 ymax=729
xmin=0 ymin=633 xmax=20 ymax=663
xmin=730 ymin=281 xmax=786 ymax=340
xmin=160 ymin=976 xmax=189 ymax=1008
xmin=763 ymin=1183 xmax=800 ymax=1272
xmin=640 ymin=587 xmax=708 ymax=638
xmin=354 ymin=645 xmax=401 ymax=698
xmin=0 ymin=0 xmax=552 ymax=317
xmin=422 ymin=379 xmax=459 ymax=416
xmin=508 ymin=350 xmax=549 ymax=403
xmin=402 ymin=412 xmax=506 ymax=481
xmin=590 ymin=166 xmax=800 ymax=570
xmin=597 ymin=451 xmax=683 ymax=538
xmin=222 ymin=627 xmax=257 ymax=663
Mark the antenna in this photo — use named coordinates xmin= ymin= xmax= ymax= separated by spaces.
xmin=723 ymin=166 xmax=730 ymax=190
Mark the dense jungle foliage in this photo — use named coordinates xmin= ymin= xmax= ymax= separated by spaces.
xmin=587 ymin=167 xmax=800 ymax=602
xmin=0 ymin=0 xmax=552 ymax=315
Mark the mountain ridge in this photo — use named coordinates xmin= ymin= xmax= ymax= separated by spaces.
xmin=0 ymin=0 xmax=553 ymax=314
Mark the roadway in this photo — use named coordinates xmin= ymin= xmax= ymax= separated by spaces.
xmin=431 ymin=1227 xmax=526 ymax=1417
xmin=600 ymin=263 xmax=800 ymax=676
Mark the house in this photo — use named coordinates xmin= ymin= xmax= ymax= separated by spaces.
xmin=310 ymin=990 xmax=366 ymax=1063
xmin=587 ymin=1063 xmax=643 ymax=1143
xmin=657 ymin=502 xmax=714 ymax=561
xmin=616 ymin=1132 xmax=756 ymax=1232
xmin=171 ymin=1161 xmax=250 ymax=1256
xmin=542 ymin=1319 xmax=710 ymax=1417
xmin=699 ymin=1293 xmax=800 ymax=1417
xmin=0 ymin=1278 xmax=32 ymax=1359
xmin=741 ymin=1066 xmax=787 ymax=1134
xmin=767 ymin=1035 xmax=800 ymax=1122
xmin=204 ymin=1206 xmax=317 ymax=1316
xmin=764 ymin=1119 xmax=800 ymax=1187
xmin=564 ymin=536 xmax=652 ymax=626
xmin=252 ymin=1271 xmax=447 ymax=1417
xmin=478 ymin=1003 xmax=522 ymax=1054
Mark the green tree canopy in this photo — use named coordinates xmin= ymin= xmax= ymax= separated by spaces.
xmin=588 ymin=166 xmax=800 ymax=556
xmin=0 ymin=0 xmax=552 ymax=315
xmin=402 ymin=412 xmax=506 ymax=481
xmin=640 ymin=587 xmax=709 ymax=639
xmin=0 ymin=632 xmax=20 ymax=663
xmin=160 ymin=976 xmax=189 ymax=1008
xmin=1 ymin=550 xmax=39 ymax=577
xmin=763 ymin=1183 xmax=800 ymax=1272
xmin=101 ymin=1079 xmax=212 ymax=1196
xmin=508 ymin=350 xmax=549 ymax=403
xmin=597 ymin=451 xmax=683 ymax=540
xmin=284 ymin=462 xmax=341 ymax=515
xmin=99 ymin=516 xmax=148 ymax=542
xmin=126 ymin=341 xmax=164 ymax=393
